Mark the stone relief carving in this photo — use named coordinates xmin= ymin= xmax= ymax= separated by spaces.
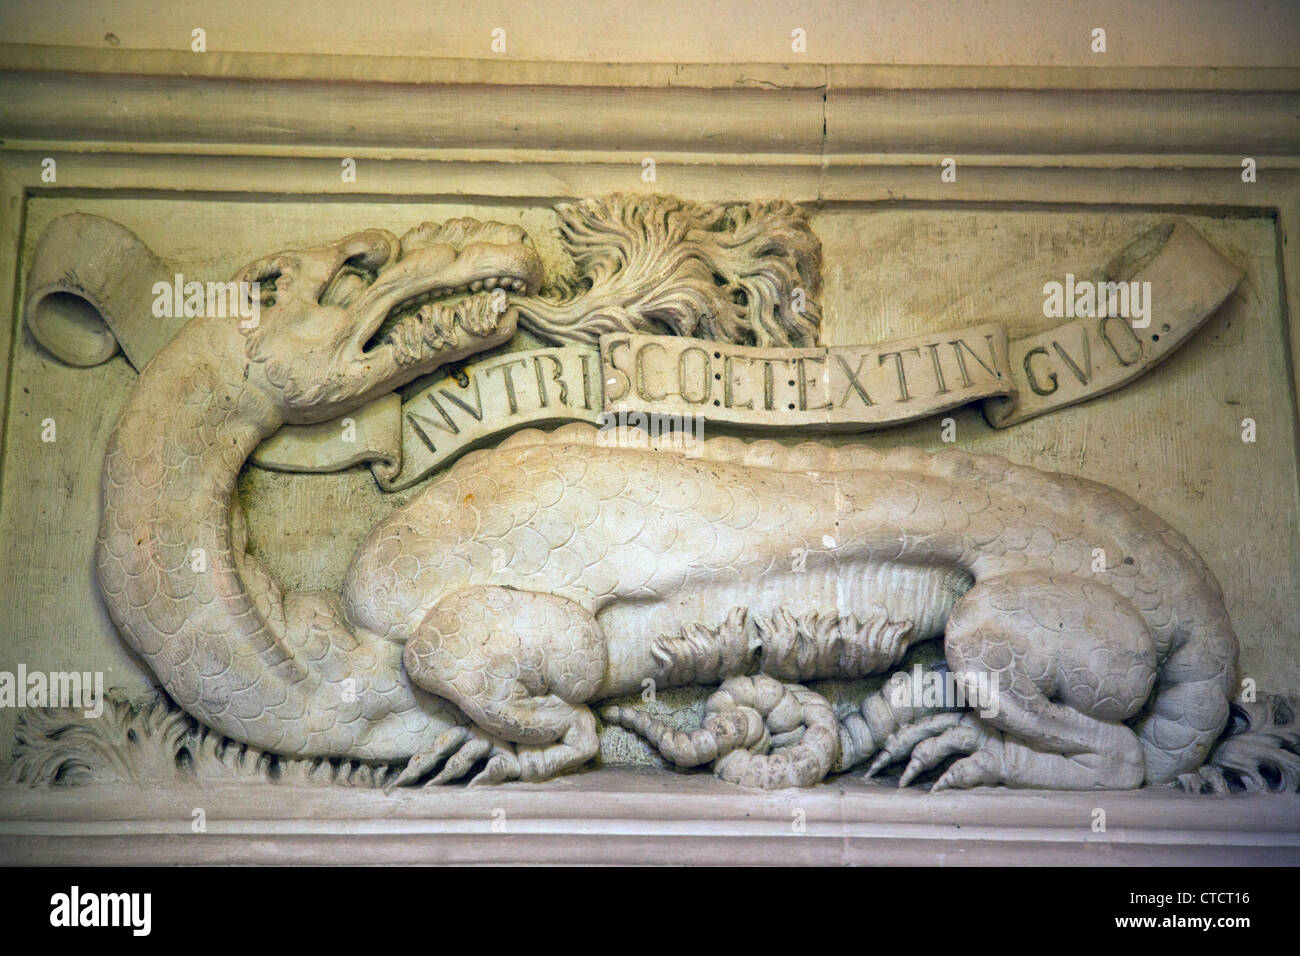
xmin=511 ymin=194 xmax=823 ymax=347
xmin=12 ymin=194 xmax=1300 ymax=794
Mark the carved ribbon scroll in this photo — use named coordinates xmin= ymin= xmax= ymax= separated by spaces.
xmin=23 ymin=208 xmax=1241 ymax=492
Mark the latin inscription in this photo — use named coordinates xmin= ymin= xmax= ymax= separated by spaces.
xmin=599 ymin=324 xmax=1012 ymax=429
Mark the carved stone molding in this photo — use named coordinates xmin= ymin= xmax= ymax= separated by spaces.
xmin=3 ymin=775 xmax=1298 ymax=866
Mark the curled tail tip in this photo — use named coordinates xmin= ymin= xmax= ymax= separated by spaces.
xmin=609 ymin=676 xmax=838 ymax=789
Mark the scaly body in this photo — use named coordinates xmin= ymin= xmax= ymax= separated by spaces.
xmin=351 ymin=424 xmax=1237 ymax=789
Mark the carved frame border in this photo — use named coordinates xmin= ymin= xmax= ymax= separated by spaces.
xmin=0 ymin=47 xmax=1298 ymax=864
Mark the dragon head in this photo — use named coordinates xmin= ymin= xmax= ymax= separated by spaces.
xmin=235 ymin=219 xmax=543 ymax=424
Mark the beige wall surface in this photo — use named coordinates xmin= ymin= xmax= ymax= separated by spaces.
xmin=1 ymin=0 xmax=1297 ymax=67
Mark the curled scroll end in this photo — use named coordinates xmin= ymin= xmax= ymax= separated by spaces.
xmin=23 ymin=213 xmax=177 ymax=370
xmin=983 ymin=217 xmax=1244 ymax=430
xmin=25 ymin=286 xmax=119 ymax=367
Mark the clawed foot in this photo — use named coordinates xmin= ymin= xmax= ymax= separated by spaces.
xmin=463 ymin=745 xmax=566 ymax=786
xmin=902 ymin=714 xmax=1006 ymax=791
xmin=385 ymin=725 xmax=515 ymax=790
xmin=868 ymin=712 xmax=1008 ymax=792
xmin=863 ymin=711 xmax=965 ymax=777
xmin=385 ymin=725 xmax=592 ymax=789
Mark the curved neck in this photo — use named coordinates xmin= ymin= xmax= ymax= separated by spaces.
xmin=96 ymin=317 xmax=452 ymax=760
xmin=112 ymin=323 xmax=281 ymax=515
xmin=96 ymin=321 xmax=309 ymax=743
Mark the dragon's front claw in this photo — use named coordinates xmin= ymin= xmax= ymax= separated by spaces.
xmin=465 ymin=741 xmax=576 ymax=786
xmin=428 ymin=734 xmax=498 ymax=786
xmin=386 ymin=726 xmax=469 ymax=791
xmin=468 ymin=751 xmax=522 ymax=787
xmin=386 ymin=725 xmax=511 ymax=790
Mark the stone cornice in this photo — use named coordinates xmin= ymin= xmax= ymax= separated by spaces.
xmin=1 ymin=44 xmax=1297 ymax=163
xmin=3 ymin=774 xmax=1298 ymax=865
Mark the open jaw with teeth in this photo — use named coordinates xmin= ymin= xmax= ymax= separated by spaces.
xmin=370 ymin=278 xmax=526 ymax=367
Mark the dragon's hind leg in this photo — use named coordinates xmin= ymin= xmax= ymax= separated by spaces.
xmin=403 ymin=586 xmax=606 ymax=784
xmin=898 ymin=572 xmax=1157 ymax=791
